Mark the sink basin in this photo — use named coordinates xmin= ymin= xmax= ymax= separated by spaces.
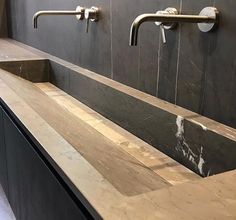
xmin=0 ymin=58 xmax=236 ymax=178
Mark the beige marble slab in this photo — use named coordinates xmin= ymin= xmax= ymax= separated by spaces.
xmin=0 ymin=69 xmax=173 ymax=196
xmin=35 ymin=82 xmax=199 ymax=185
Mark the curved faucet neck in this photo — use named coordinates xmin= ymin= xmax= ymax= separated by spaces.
xmin=33 ymin=10 xmax=84 ymax=29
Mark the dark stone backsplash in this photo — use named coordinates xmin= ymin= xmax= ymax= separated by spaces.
xmin=5 ymin=0 xmax=236 ymax=128
xmin=0 ymin=0 xmax=8 ymax=37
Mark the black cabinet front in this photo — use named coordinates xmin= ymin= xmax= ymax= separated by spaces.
xmin=1 ymin=109 xmax=89 ymax=220
xmin=0 ymin=106 xmax=9 ymax=197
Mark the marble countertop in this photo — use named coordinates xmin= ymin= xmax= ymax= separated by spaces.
xmin=0 ymin=38 xmax=235 ymax=220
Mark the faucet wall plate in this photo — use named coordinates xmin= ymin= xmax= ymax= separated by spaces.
xmin=198 ymin=7 xmax=219 ymax=32
xmin=76 ymin=6 xmax=85 ymax=20
xmin=155 ymin=8 xmax=178 ymax=29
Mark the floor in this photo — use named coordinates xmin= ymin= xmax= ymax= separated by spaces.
xmin=0 ymin=185 xmax=15 ymax=220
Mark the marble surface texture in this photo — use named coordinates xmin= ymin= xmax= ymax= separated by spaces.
xmin=0 ymin=39 xmax=236 ymax=220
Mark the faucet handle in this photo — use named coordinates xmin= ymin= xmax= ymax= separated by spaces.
xmin=155 ymin=10 xmax=168 ymax=44
xmin=160 ymin=25 xmax=166 ymax=44
xmin=155 ymin=8 xmax=178 ymax=44
xmin=85 ymin=16 xmax=90 ymax=33
xmin=84 ymin=7 xmax=99 ymax=33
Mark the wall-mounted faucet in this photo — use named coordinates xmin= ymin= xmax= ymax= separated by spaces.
xmin=33 ymin=6 xmax=86 ymax=29
xmin=129 ymin=7 xmax=219 ymax=46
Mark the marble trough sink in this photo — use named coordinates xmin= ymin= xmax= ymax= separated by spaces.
xmin=0 ymin=59 xmax=236 ymax=178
